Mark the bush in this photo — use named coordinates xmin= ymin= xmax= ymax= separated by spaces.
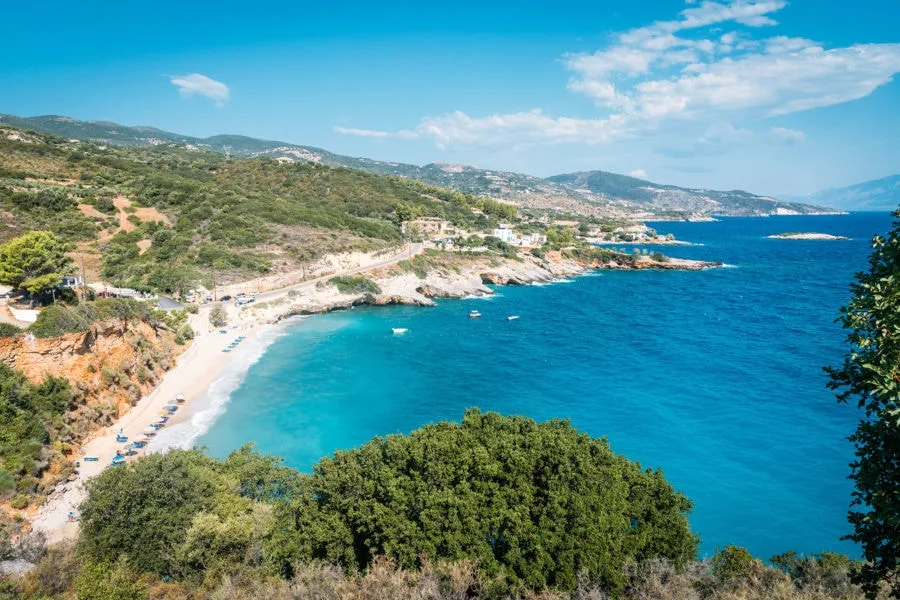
xmin=79 ymin=450 xmax=223 ymax=576
xmin=278 ymin=409 xmax=698 ymax=592
xmin=74 ymin=559 xmax=147 ymax=600
xmin=0 ymin=322 xmax=21 ymax=338
xmin=185 ymin=304 xmax=199 ymax=314
xmin=209 ymin=305 xmax=227 ymax=327
xmin=29 ymin=299 xmax=149 ymax=338
xmin=712 ymin=545 xmax=757 ymax=582
xmin=329 ymin=275 xmax=381 ymax=295
xmin=9 ymin=494 xmax=30 ymax=509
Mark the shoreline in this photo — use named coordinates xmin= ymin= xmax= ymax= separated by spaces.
xmin=29 ymin=250 xmax=721 ymax=543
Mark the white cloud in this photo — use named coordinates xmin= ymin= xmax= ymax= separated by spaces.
xmin=629 ymin=169 xmax=648 ymax=179
xmin=699 ymin=123 xmax=752 ymax=145
xmin=169 ymin=73 xmax=230 ymax=107
xmin=769 ymin=126 xmax=805 ymax=144
xmin=333 ymin=126 xmax=391 ymax=138
xmin=337 ymin=109 xmax=630 ymax=148
xmin=334 ymin=1 xmax=900 ymax=152
xmin=629 ymin=43 xmax=900 ymax=119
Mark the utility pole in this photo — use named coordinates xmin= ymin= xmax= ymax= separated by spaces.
xmin=79 ymin=252 xmax=88 ymax=301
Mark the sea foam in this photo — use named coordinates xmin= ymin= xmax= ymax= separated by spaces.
xmin=148 ymin=320 xmax=298 ymax=453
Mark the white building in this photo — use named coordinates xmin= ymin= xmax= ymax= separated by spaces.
xmin=492 ymin=227 xmax=515 ymax=243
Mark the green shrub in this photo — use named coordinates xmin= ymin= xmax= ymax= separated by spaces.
xmin=9 ymin=494 xmax=29 ymax=509
xmin=74 ymin=559 xmax=147 ymax=600
xmin=0 ymin=322 xmax=21 ymax=338
xmin=329 ymin=275 xmax=381 ymax=295
xmin=29 ymin=299 xmax=149 ymax=338
xmin=279 ymin=409 xmax=697 ymax=592
xmin=712 ymin=545 xmax=757 ymax=582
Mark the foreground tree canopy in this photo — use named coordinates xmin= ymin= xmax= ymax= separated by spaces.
xmin=0 ymin=230 xmax=71 ymax=298
xmin=79 ymin=409 xmax=697 ymax=593
xmin=827 ymin=210 xmax=900 ymax=598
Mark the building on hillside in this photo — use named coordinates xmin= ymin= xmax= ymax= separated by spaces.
xmin=518 ymin=233 xmax=547 ymax=247
xmin=401 ymin=217 xmax=459 ymax=238
xmin=59 ymin=274 xmax=83 ymax=288
xmin=492 ymin=226 xmax=515 ymax=243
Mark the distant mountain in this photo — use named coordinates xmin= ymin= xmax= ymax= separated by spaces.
xmin=785 ymin=175 xmax=900 ymax=212
xmin=546 ymin=170 xmax=838 ymax=217
xmin=1 ymin=113 xmax=839 ymax=219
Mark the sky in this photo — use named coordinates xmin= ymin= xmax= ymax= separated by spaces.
xmin=1 ymin=0 xmax=898 ymax=196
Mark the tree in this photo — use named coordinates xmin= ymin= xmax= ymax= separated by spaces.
xmin=209 ymin=305 xmax=227 ymax=327
xmin=78 ymin=450 xmax=222 ymax=575
xmin=274 ymin=409 xmax=698 ymax=593
xmin=826 ymin=210 xmax=900 ymax=598
xmin=0 ymin=231 xmax=72 ymax=301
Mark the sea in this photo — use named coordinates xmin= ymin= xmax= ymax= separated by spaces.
xmin=154 ymin=212 xmax=894 ymax=561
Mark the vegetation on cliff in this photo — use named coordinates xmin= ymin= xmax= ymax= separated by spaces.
xmin=329 ymin=275 xmax=382 ymax=295
xmin=826 ymin=210 xmax=900 ymax=597
xmin=0 ymin=365 xmax=73 ymax=506
xmin=0 ymin=299 xmax=181 ymax=519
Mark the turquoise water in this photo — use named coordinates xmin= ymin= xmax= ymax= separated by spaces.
xmin=193 ymin=213 xmax=892 ymax=560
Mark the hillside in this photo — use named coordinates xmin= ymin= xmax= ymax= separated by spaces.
xmin=0 ymin=124 xmax=514 ymax=294
xmin=784 ymin=174 xmax=900 ymax=211
xmin=1 ymin=114 xmax=838 ymax=219
xmin=547 ymin=170 xmax=839 ymax=217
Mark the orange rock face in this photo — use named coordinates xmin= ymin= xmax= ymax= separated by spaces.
xmin=0 ymin=319 xmax=182 ymax=419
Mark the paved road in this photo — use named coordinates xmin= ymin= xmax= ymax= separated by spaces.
xmin=156 ymin=295 xmax=184 ymax=310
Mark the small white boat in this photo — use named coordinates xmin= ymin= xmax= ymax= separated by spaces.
xmin=507 ymin=315 xmax=520 ymax=321
xmin=392 ymin=328 xmax=408 ymax=334
xmin=469 ymin=310 xmax=482 ymax=319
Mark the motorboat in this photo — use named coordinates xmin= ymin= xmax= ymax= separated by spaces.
xmin=469 ymin=310 xmax=482 ymax=318
xmin=392 ymin=328 xmax=408 ymax=334
xmin=506 ymin=315 xmax=520 ymax=321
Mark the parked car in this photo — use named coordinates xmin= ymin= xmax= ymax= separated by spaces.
xmin=221 ymin=295 xmax=232 ymax=301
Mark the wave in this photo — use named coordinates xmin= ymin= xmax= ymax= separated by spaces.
xmin=462 ymin=293 xmax=499 ymax=300
xmin=148 ymin=320 xmax=299 ymax=453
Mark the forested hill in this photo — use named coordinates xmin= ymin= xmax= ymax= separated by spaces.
xmin=1 ymin=114 xmax=839 ymax=219
xmin=0 ymin=125 xmax=515 ymax=294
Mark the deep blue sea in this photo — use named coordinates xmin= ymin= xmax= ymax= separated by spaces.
xmin=175 ymin=213 xmax=895 ymax=560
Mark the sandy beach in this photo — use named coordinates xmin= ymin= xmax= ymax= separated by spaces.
xmin=30 ymin=317 xmax=266 ymax=543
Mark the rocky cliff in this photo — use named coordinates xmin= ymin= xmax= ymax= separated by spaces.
xmin=0 ymin=320 xmax=182 ymax=436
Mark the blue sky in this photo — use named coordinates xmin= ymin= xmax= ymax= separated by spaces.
xmin=1 ymin=1 xmax=898 ymax=196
